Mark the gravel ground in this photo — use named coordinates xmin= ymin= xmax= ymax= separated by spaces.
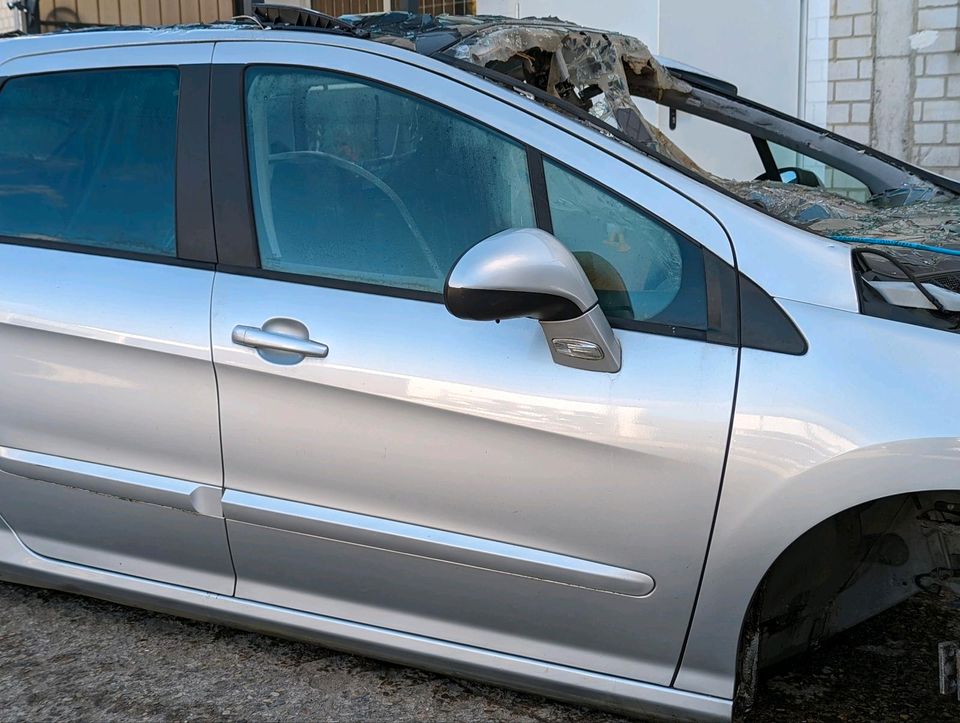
xmin=0 ymin=580 xmax=956 ymax=722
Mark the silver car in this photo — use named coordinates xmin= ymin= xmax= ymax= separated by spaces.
xmin=0 ymin=11 xmax=958 ymax=722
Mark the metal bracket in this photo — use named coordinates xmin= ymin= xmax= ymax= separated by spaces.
xmin=939 ymin=641 xmax=960 ymax=701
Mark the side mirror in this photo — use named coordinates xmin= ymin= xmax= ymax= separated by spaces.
xmin=444 ymin=228 xmax=621 ymax=373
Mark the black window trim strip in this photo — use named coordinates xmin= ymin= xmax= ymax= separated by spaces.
xmin=176 ymin=64 xmax=217 ymax=264
xmin=217 ymin=263 xmax=442 ymax=303
xmin=0 ymin=234 xmax=215 ymax=270
xmin=526 ymin=146 xmax=554 ymax=235
xmin=210 ymin=63 xmax=260 ymax=269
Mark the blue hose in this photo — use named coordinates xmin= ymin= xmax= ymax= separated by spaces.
xmin=830 ymin=234 xmax=960 ymax=257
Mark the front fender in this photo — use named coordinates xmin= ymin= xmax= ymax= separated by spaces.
xmin=674 ymin=300 xmax=960 ymax=699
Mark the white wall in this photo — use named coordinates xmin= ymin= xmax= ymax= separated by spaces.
xmin=474 ymin=0 xmax=804 ymax=181
xmin=474 ymin=0 xmax=660 ymax=47
xmin=657 ymin=0 xmax=803 ymax=180
xmin=0 ymin=4 xmax=19 ymax=32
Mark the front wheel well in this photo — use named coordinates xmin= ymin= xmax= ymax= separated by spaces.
xmin=733 ymin=490 xmax=960 ymax=712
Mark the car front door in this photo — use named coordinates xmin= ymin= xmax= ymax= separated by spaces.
xmin=209 ymin=41 xmax=739 ymax=685
xmin=0 ymin=44 xmax=234 ymax=594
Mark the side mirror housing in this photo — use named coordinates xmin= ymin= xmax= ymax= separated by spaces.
xmin=444 ymin=228 xmax=621 ymax=373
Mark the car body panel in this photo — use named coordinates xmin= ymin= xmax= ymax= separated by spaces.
xmin=675 ymin=300 xmax=960 ymax=697
xmin=0 ymin=509 xmax=731 ymax=721
xmin=211 ymin=269 xmax=737 ymax=684
xmin=0 ymin=36 xmax=214 ymax=73
xmin=0 ymin=40 xmax=233 ymax=593
xmin=0 ymin=244 xmax=234 ymax=593
xmin=0 ymin=26 xmax=954 ymax=721
xmin=221 ymin=489 xmax=656 ymax=596
xmin=207 ymin=41 xmax=741 ymax=685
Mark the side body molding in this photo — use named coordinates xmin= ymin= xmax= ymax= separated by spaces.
xmin=0 ymin=446 xmax=655 ymax=597
xmin=0 ymin=445 xmax=233 ymax=594
xmin=0 ymin=507 xmax=730 ymax=721
xmin=0 ymin=446 xmax=223 ymax=518
xmin=223 ymin=491 xmax=655 ymax=597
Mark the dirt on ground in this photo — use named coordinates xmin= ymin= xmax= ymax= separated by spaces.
xmin=747 ymin=591 xmax=960 ymax=722
xmin=0 ymin=580 xmax=956 ymax=721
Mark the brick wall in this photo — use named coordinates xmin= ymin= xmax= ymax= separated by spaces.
xmin=828 ymin=0 xmax=874 ymax=145
xmin=911 ymin=0 xmax=960 ymax=175
xmin=812 ymin=0 xmax=960 ymax=180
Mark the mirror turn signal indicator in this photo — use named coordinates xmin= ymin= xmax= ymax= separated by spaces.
xmin=551 ymin=338 xmax=604 ymax=361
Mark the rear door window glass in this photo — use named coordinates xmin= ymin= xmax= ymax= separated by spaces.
xmin=0 ymin=68 xmax=179 ymax=256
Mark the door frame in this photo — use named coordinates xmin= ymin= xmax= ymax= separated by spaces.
xmin=207 ymin=39 xmax=743 ymax=348
xmin=0 ymin=41 xmax=233 ymax=594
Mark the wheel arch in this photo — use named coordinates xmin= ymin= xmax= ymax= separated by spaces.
xmin=674 ymin=436 xmax=960 ymax=701
xmin=731 ymin=487 xmax=960 ymax=713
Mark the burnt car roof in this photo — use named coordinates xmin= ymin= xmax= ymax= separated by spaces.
xmin=334 ymin=11 xmax=960 ymax=308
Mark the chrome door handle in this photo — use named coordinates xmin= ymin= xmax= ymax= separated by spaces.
xmin=232 ymin=324 xmax=329 ymax=360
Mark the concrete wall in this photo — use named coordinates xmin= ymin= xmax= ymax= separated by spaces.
xmin=657 ymin=0 xmax=803 ymax=180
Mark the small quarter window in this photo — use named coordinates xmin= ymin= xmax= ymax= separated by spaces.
xmin=244 ymin=66 xmax=536 ymax=293
xmin=543 ymin=160 xmax=707 ymax=329
xmin=0 ymin=68 xmax=179 ymax=256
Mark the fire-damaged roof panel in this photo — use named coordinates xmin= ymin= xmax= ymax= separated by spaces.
xmin=400 ymin=15 xmax=960 ymax=262
xmin=445 ymin=21 xmax=704 ymax=168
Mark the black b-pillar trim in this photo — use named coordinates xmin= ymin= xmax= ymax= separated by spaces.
xmin=176 ymin=65 xmax=217 ymax=264
xmin=210 ymin=64 xmax=261 ymax=269
xmin=526 ymin=146 xmax=555 ymax=235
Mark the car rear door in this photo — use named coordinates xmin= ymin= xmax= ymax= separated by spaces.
xmin=0 ymin=43 xmax=234 ymax=594
xmin=209 ymin=40 xmax=739 ymax=684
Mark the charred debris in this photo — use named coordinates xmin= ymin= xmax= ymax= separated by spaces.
xmin=335 ymin=14 xmax=960 ymax=254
